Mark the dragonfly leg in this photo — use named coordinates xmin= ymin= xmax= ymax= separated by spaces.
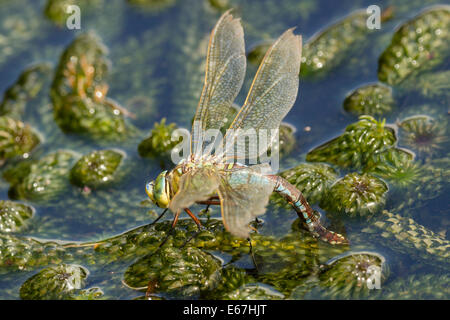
xmin=184 ymin=208 xmax=203 ymax=230
xmin=149 ymin=208 xmax=168 ymax=225
xmin=247 ymin=237 xmax=259 ymax=272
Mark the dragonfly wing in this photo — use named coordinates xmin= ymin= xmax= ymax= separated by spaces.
xmin=217 ymin=168 xmax=275 ymax=238
xmin=169 ymin=168 xmax=220 ymax=214
xmin=191 ymin=10 xmax=246 ymax=157
xmin=223 ymin=29 xmax=302 ymax=160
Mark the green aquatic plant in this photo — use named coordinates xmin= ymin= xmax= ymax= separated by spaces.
xmin=363 ymin=147 xmax=422 ymax=189
xmin=379 ymin=274 xmax=450 ymax=299
xmin=123 ymin=246 xmax=221 ymax=298
xmin=220 ymin=284 xmax=284 ymax=300
xmin=72 ymin=287 xmax=105 ymax=300
xmin=0 ymin=63 xmax=52 ymax=119
xmin=0 ymin=233 xmax=71 ymax=272
xmin=70 ymin=149 xmax=125 ymax=189
xmin=343 ymin=83 xmax=395 ymax=117
xmin=397 ymin=115 xmax=448 ymax=158
xmin=6 ymin=150 xmax=78 ymax=202
xmin=0 ymin=200 xmax=34 ymax=233
xmin=19 ymin=264 xmax=89 ymax=300
xmin=306 ymin=116 xmax=396 ymax=169
xmin=361 ymin=210 xmax=450 ymax=269
xmin=44 ymin=0 xmax=102 ymax=26
xmin=0 ymin=116 xmax=40 ymax=166
xmin=378 ymin=6 xmax=450 ymax=86
xmin=279 ymin=162 xmax=338 ymax=205
xmin=138 ymin=118 xmax=182 ymax=158
xmin=51 ymin=32 xmax=132 ymax=140
xmin=400 ymin=70 xmax=450 ymax=100
xmin=314 ymin=251 xmax=388 ymax=299
xmin=301 ymin=8 xmax=393 ymax=77
xmin=205 ymin=267 xmax=254 ymax=299
xmin=0 ymin=1 xmax=45 ymax=69
xmin=320 ymin=172 xmax=388 ymax=218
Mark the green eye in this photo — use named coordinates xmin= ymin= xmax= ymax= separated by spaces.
xmin=153 ymin=171 xmax=170 ymax=208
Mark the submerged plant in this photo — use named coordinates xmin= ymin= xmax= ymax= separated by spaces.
xmin=400 ymin=70 xmax=450 ymax=100
xmin=123 ymin=246 xmax=221 ymax=298
xmin=397 ymin=115 xmax=448 ymax=158
xmin=19 ymin=264 xmax=89 ymax=300
xmin=378 ymin=6 xmax=450 ymax=85
xmin=0 ymin=200 xmax=34 ymax=233
xmin=51 ymin=33 xmax=132 ymax=140
xmin=0 ymin=116 xmax=40 ymax=166
xmin=301 ymin=8 xmax=393 ymax=76
xmin=379 ymin=274 xmax=450 ymax=299
xmin=320 ymin=172 xmax=388 ymax=218
xmin=279 ymin=162 xmax=338 ymax=205
xmin=6 ymin=150 xmax=78 ymax=202
xmin=363 ymin=147 xmax=422 ymax=189
xmin=0 ymin=63 xmax=52 ymax=119
xmin=361 ymin=210 xmax=450 ymax=269
xmin=306 ymin=116 xmax=396 ymax=169
xmin=343 ymin=83 xmax=395 ymax=117
xmin=70 ymin=149 xmax=125 ymax=189
xmin=138 ymin=118 xmax=182 ymax=158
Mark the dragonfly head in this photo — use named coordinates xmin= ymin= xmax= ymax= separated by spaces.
xmin=146 ymin=170 xmax=171 ymax=208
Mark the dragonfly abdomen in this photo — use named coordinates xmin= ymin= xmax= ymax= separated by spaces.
xmin=266 ymin=175 xmax=348 ymax=245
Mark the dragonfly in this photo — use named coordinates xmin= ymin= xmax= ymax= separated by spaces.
xmin=145 ymin=10 xmax=348 ymax=246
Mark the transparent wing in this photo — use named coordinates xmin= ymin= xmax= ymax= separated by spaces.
xmin=222 ymin=29 xmax=302 ymax=160
xmin=169 ymin=168 xmax=220 ymax=214
xmin=191 ymin=10 xmax=246 ymax=158
xmin=217 ymin=168 xmax=275 ymax=238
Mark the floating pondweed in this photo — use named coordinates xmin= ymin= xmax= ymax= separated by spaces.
xmin=278 ymin=162 xmax=338 ymax=205
xmin=320 ymin=172 xmax=388 ymax=219
xmin=0 ymin=116 xmax=40 ymax=167
xmin=19 ymin=264 xmax=89 ymax=300
xmin=312 ymin=251 xmax=388 ymax=299
xmin=0 ymin=63 xmax=52 ymax=119
xmin=51 ymin=33 xmax=132 ymax=140
xmin=123 ymin=246 xmax=222 ymax=298
xmin=0 ymin=200 xmax=34 ymax=233
xmin=343 ymin=83 xmax=395 ymax=117
xmin=138 ymin=118 xmax=182 ymax=159
xmin=301 ymin=8 xmax=393 ymax=77
xmin=306 ymin=116 xmax=396 ymax=169
xmin=6 ymin=150 xmax=78 ymax=202
xmin=220 ymin=284 xmax=284 ymax=300
xmin=70 ymin=149 xmax=125 ymax=189
xmin=378 ymin=6 xmax=450 ymax=86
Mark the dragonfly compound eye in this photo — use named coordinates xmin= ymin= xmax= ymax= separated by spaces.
xmin=153 ymin=171 xmax=170 ymax=208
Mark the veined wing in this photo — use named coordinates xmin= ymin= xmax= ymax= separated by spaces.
xmin=217 ymin=168 xmax=275 ymax=238
xmin=222 ymin=29 xmax=302 ymax=160
xmin=191 ymin=10 xmax=246 ymax=157
xmin=169 ymin=167 xmax=220 ymax=214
